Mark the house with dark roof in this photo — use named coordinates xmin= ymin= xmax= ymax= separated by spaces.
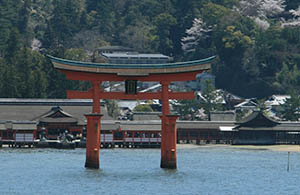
xmin=0 ymin=99 xmax=112 ymax=143
xmin=233 ymin=111 xmax=300 ymax=145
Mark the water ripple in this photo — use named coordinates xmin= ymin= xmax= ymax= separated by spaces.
xmin=0 ymin=146 xmax=299 ymax=195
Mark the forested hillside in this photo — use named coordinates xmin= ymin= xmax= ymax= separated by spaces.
xmin=0 ymin=0 xmax=300 ymax=98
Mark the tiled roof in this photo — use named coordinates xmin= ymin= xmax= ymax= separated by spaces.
xmin=0 ymin=121 xmax=36 ymax=131
xmin=0 ymin=98 xmax=100 ymax=105
xmin=102 ymin=53 xmax=170 ymax=59
xmin=0 ymin=104 xmax=112 ymax=123
xmin=236 ymin=111 xmax=279 ymax=128
xmin=48 ymin=54 xmax=215 ymax=69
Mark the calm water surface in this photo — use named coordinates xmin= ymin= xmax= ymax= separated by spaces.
xmin=1 ymin=145 xmax=300 ymax=195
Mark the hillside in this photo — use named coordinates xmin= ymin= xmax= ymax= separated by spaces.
xmin=0 ymin=0 xmax=300 ymax=98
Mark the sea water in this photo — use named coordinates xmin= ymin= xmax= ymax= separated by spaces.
xmin=1 ymin=145 xmax=300 ymax=195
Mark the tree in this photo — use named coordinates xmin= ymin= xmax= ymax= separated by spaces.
xmin=70 ymin=30 xmax=108 ymax=52
xmin=280 ymin=90 xmax=300 ymax=121
xmin=181 ymin=18 xmax=213 ymax=56
xmin=0 ymin=0 xmax=21 ymax=55
xmin=119 ymin=21 xmax=153 ymax=52
xmin=211 ymin=0 xmax=239 ymax=8
xmin=85 ymin=0 xmax=115 ymax=34
xmin=32 ymin=50 xmax=48 ymax=96
xmin=200 ymin=80 xmax=222 ymax=121
xmin=171 ymin=0 xmax=206 ymax=57
xmin=0 ymin=61 xmax=19 ymax=97
xmin=18 ymin=0 xmax=32 ymax=46
xmin=281 ymin=6 xmax=300 ymax=27
xmin=152 ymin=13 xmax=177 ymax=55
xmin=15 ymin=47 xmax=35 ymax=97
xmin=172 ymin=99 xmax=201 ymax=120
xmin=105 ymin=99 xmax=120 ymax=119
xmin=236 ymin=0 xmax=285 ymax=30
xmin=44 ymin=0 xmax=82 ymax=49
xmin=214 ymin=22 xmax=255 ymax=97
xmin=237 ymin=0 xmax=285 ymax=19
xmin=274 ymin=63 xmax=300 ymax=93
xmin=5 ymin=28 xmax=22 ymax=63
xmin=133 ymin=104 xmax=153 ymax=112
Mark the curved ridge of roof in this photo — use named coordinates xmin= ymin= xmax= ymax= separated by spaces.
xmin=235 ymin=111 xmax=280 ymax=128
xmin=47 ymin=55 xmax=216 ymax=69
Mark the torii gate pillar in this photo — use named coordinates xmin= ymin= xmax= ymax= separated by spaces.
xmin=160 ymin=114 xmax=178 ymax=169
xmin=85 ymin=81 xmax=102 ymax=169
xmin=85 ymin=113 xmax=102 ymax=169
xmin=160 ymin=81 xmax=178 ymax=169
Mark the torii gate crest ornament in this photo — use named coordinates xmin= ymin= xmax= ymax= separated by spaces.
xmin=48 ymin=54 xmax=215 ymax=169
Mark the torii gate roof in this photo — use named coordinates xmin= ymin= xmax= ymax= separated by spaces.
xmin=47 ymin=55 xmax=215 ymax=76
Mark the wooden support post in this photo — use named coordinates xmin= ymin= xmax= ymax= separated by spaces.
xmin=160 ymin=81 xmax=170 ymax=168
xmin=160 ymin=81 xmax=178 ymax=169
xmin=167 ymin=115 xmax=178 ymax=169
xmin=160 ymin=114 xmax=178 ymax=169
xmin=85 ymin=113 xmax=102 ymax=169
xmin=92 ymin=81 xmax=101 ymax=113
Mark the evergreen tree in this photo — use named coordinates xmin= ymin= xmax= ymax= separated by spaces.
xmin=85 ymin=0 xmax=115 ymax=34
xmin=0 ymin=0 xmax=21 ymax=54
xmin=105 ymin=99 xmax=120 ymax=119
xmin=172 ymin=99 xmax=201 ymax=120
xmin=200 ymin=80 xmax=222 ymax=121
xmin=5 ymin=28 xmax=23 ymax=63
xmin=18 ymin=0 xmax=32 ymax=46
xmin=280 ymin=90 xmax=300 ymax=121
xmin=133 ymin=104 xmax=153 ymax=112
xmin=152 ymin=13 xmax=177 ymax=55
xmin=45 ymin=0 xmax=82 ymax=49
xmin=15 ymin=47 xmax=33 ymax=97
xmin=1 ymin=62 xmax=19 ymax=97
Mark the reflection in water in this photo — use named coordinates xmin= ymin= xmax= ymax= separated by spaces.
xmin=0 ymin=147 xmax=299 ymax=195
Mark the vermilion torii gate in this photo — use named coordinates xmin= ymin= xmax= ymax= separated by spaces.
xmin=48 ymin=55 xmax=215 ymax=169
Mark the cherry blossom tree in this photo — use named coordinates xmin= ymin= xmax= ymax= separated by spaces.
xmin=181 ymin=18 xmax=212 ymax=53
xmin=281 ymin=6 xmax=300 ymax=26
xmin=236 ymin=0 xmax=285 ymax=30
xmin=261 ymin=0 xmax=285 ymax=17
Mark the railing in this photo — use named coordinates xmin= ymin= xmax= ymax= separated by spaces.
xmin=100 ymin=134 xmax=113 ymax=143
xmin=124 ymin=137 xmax=161 ymax=143
xmin=15 ymin=133 xmax=34 ymax=143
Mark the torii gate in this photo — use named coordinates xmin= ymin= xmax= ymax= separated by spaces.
xmin=48 ymin=55 xmax=215 ymax=169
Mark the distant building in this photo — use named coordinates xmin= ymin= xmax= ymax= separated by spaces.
xmin=93 ymin=46 xmax=172 ymax=64
xmin=265 ymin=95 xmax=290 ymax=112
xmin=232 ymin=111 xmax=300 ymax=145
xmin=210 ymin=111 xmax=236 ymax=121
xmin=0 ymin=99 xmax=111 ymax=143
xmin=195 ymin=89 xmax=226 ymax=105
xmin=132 ymin=112 xmax=161 ymax=121
xmin=97 ymin=46 xmax=134 ymax=54
xmin=101 ymin=52 xmax=172 ymax=64
xmin=234 ymin=99 xmax=258 ymax=112
xmin=2 ymin=99 xmax=300 ymax=146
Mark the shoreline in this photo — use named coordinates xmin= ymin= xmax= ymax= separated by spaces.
xmin=1 ymin=143 xmax=300 ymax=152
xmin=231 ymin=144 xmax=300 ymax=152
xmin=176 ymin=144 xmax=300 ymax=152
